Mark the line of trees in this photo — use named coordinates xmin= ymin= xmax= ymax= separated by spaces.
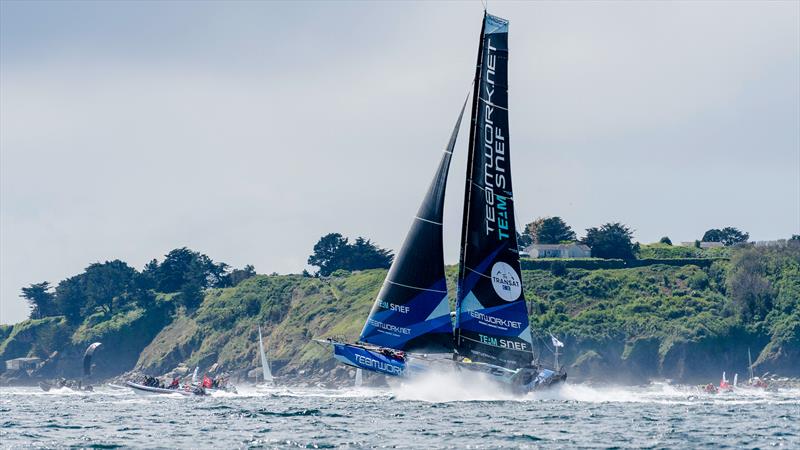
xmin=21 ymin=247 xmax=256 ymax=322
xmin=519 ymin=216 xmax=754 ymax=260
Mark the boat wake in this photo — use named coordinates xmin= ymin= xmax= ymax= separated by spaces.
xmin=391 ymin=368 xmax=518 ymax=402
xmin=385 ymin=376 xmax=800 ymax=405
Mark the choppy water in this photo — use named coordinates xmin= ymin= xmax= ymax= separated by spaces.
xmin=1 ymin=377 xmax=798 ymax=449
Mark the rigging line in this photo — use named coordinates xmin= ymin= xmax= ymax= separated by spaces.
xmin=386 ymin=280 xmax=447 ymax=293
xmin=465 ymin=265 xmax=491 ymax=279
xmin=415 ymin=216 xmax=443 ymax=226
xmin=479 ymin=96 xmax=508 ymax=111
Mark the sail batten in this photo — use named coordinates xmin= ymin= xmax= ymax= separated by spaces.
xmin=358 ymin=97 xmax=469 ymax=353
xmin=455 ymin=13 xmax=534 ymax=370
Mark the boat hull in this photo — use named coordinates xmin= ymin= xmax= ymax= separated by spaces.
xmin=333 ymin=342 xmax=406 ymax=377
xmin=454 ymin=360 xmax=567 ymax=394
xmin=327 ymin=340 xmax=566 ymax=394
xmin=125 ymin=381 xmax=205 ymax=396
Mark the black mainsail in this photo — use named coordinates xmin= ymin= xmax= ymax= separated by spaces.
xmin=455 ymin=13 xmax=534 ymax=370
xmin=358 ymin=99 xmax=468 ymax=353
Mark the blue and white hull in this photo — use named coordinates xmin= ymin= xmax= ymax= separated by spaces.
xmin=327 ymin=340 xmax=565 ymax=393
xmin=333 ymin=342 xmax=406 ymax=377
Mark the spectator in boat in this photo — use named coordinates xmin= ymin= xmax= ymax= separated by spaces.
xmin=169 ymin=377 xmax=180 ymax=389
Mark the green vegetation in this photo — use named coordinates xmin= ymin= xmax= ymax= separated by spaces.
xmin=2 ymin=240 xmax=797 ymax=384
xmin=307 ymin=233 xmax=393 ymax=276
xmin=702 ymin=227 xmax=750 ymax=246
xmin=524 ymin=217 xmax=576 ymax=244
xmin=583 ymin=222 xmax=636 ymax=260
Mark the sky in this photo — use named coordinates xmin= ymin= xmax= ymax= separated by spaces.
xmin=1 ymin=1 xmax=798 ymax=324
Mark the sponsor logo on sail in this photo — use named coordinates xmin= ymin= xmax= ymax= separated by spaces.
xmin=367 ymin=318 xmax=411 ymax=335
xmin=490 ymin=261 xmax=521 ymax=301
xmin=480 ymin=38 xmax=511 ymax=241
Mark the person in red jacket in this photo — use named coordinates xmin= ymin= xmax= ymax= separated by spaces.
xmin=202 ymin=375 xmax=213 ymax=389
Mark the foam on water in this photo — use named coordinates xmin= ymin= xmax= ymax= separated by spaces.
xmin=2 ymin=383 xmax=798 ymax=448
xmin=392 ymin=367 xmax=521 ymax=402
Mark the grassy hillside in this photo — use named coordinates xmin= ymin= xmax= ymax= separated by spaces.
xmin=3 ymin=244 xmax=797 ymax=384
xmin=131 ymin=245 xmax=798 ymax=383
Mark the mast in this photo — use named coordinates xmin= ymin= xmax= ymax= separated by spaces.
xmin=456 ymin=12 xmax=488 ymax=349
xmin=358 ymin=98 xmax=469 ymax=353
xmin=454 ymin=13 xmax=534 ymax=370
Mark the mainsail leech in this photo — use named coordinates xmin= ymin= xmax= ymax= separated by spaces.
xmin=455 ymin=13 xmax=534 ymax=370
xmin=358 ymin=97 xmax=469 ymax=353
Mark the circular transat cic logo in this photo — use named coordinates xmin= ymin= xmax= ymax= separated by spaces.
xmin=490 ymin=261 xmax=522 ymax=302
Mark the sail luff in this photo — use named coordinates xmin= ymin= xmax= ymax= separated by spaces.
xmin=454 ymin=13 xmax=534 ymax=370
xmin=358 ymin=98 xmax=469 ymax=353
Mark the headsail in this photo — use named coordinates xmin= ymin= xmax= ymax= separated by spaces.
xmin=258 ymin=326 xmax=273 ymax=383
xmin=455 ymin=13 xmax=534 ymax=370
xmin=83 ymin=342 xmax=102 ymax=377
xmin=359 ymin=98 xmax=469 ymax=353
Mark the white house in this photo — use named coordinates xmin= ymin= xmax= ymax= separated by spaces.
xmin=524 ymin=243 xmax=591 ymax=259
xmin=5 ymin=357 xmax=41 ymax=371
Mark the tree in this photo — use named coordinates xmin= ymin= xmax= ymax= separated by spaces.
xmin=702 ymin=227 xmax=749 ymax=246
xmin=21 ymin=282 xmax=55 ymax=319
xmin=535 ymin=217 xmax=576 ymax=244
xmin=54 ymin=275 xmax=86 ymax=323
xmin=308 ymin=233 xmax=393 ymax=276
xmin=726 ymin=248 xmax=773 ymax=321
xmin=138 ymin=259 xmax=160 ymax=290
xmin=81 ymin=260 xmax=138 ymax=316
xmin=150 ymin=248 xmax=228 ymax=293
xmin=659 ymin=236 xmax=672 ymax=245
xmin=345 ymin=237 xmax=393 ymax=271
xmin=523 ymin=218 xmax=546 ymax=244
xmin=226 ymin=264 xmax=257 ymax=287
xmin=308 ymin=233 xmax=350 ymax=276
xmin=582 ymin=222 xmax=636 ymax=260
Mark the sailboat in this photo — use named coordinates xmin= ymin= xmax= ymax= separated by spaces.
xmin=319 ymin=12 xmax=566 ymax=394
xmin=258 ymin=326 xmax=274 ymax=384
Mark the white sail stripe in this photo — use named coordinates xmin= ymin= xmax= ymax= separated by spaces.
xmin=460 ymin=335 xmax=529 ymax=353
xmin=465 ymin=265 xmax=491 ymax=279
xmin=479 ymin=96 xmax=508 ymax=111
xmin=414 ymin=216 xmax=443 ymax=226
xmin=443 ymin=150 xmax=453 ymax=154
xmin=470 ymin=182 xmax=514 ymax=201
xmin=387 ymin=279 xmax=447 ymax=293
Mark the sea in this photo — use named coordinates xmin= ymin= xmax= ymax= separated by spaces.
xmin=2 ymin=373 xmax=798 ymax=449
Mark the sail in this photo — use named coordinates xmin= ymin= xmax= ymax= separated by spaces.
xmin=358 ymin=99 xmax=469 ymax=353
xmin=83 ymin=342 xmax=102 ymax=377
xmin=455 ymin=13 xmax=534 ymax=370
xmin=258 ymin=326 xmax=273 ymax=383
